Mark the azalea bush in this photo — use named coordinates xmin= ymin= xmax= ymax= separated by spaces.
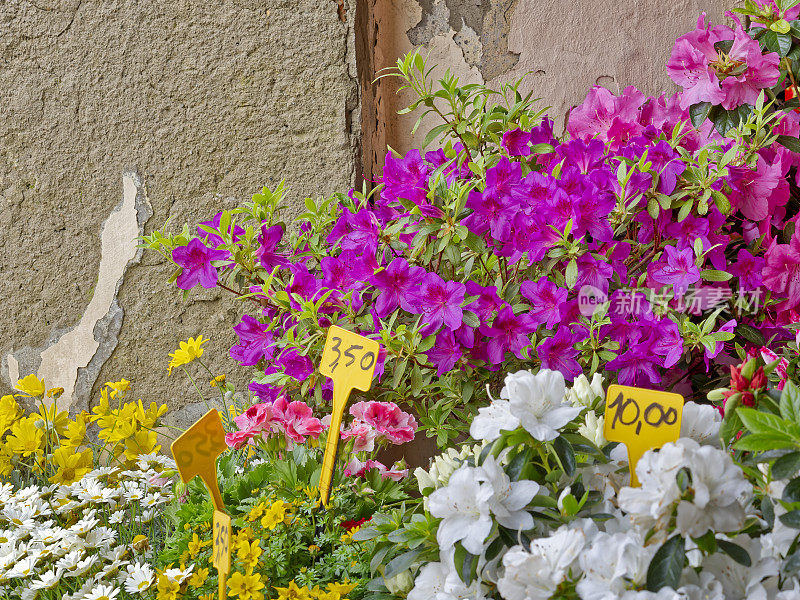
xmin=145 ymin=3 xmax=800 ymax=449
xmin=351 ymin=361 xmax=800 ymax=600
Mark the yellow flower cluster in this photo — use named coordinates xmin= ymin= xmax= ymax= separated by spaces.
xmin=91 ymin=381 xmax=167 ymax=462
xmin=273 ymin=580 xmax=356 ymax=600
xmin=0 ymin=374 xmax=169 ymax=484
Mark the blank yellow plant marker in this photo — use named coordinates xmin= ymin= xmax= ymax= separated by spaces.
xmin=603 ymin=384 xmax=684 ymax=487
xmin=212 ymin=510 xmax=231 ymax=600
xmin=318 ymin=325 xmax=380 ymax=506
xmin=171 ymin=409 xmax=231 ymax=599
xmin=171 ymin=409 xmax=229 ymax=511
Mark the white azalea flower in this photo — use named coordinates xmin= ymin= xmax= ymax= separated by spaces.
xmin=497 ymin=526 xmax=585 ymax=600
xmin=674 ymin=443 xmax=750 ymax=537
xmin=566 ymin=373 xmax=605 ymax=408
xmin=481 ymin=457 xmax=540 ymax=530
xmin=577 ymin=530 xmax=655 ymax=600
xmin=700 ymin=536 xmax=778 ymax=600
xmin=503 ymin=370 xmax=580 ymax=442
xmin=677 ymin=571 xmax=725 ymax=600
xmin=470 ymin=399 xmax=520 ymax=442
xmin=407 ymin=561 xmax=487 ymax=600
xmin=428 ymin=465 xmax=494 ymax=555
xmin=577 ymin=410 xmax=606 ymax=447
xmin=680 ymin=402 xmax=721 ymax=447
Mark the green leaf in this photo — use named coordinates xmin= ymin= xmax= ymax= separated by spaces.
xmin=461 ymin=310 xmax=480 ymax=329
xmin=692 ymin=530 xmax=716 ymax=554
xmin=761 ymin=30 xmax=793 ymax=55
xmin=717 ymin=540 xmax=752 ymax=567
xmin=774 ymin=452 xmax=800 ymax=480
xmin=689 ymin=102 xmax=712 ymax=127
xmin=737 ymin=408 xmax=796 ymax=436
xmin=734 ymin=432 xmax=796 ymax=452
xmin=383 ymin=548 xmax=422 ymax=579
xmin=646 ymin=535 xmax=685 ymax=591
xmin=781 ymin=381 xmax=800 ymax=423
xmin=776 ymin=135 xmax=800 ymax=153
xmin=783 ymin=551 xmax=800 ymax=577
xmin=736 ymin=323 xmax=767 ymax=347
xmin=552 ymin=436 xmax=576 ymax=477
xmin=780 ymin=509 xmax=800 ymax=529
xmin=783 ymin=477 xmax=800 ymax=503
xmin=565 ymin=259 xmax=578 ymax=289
xmin=700 ymin=269 xmax=733 ymax=282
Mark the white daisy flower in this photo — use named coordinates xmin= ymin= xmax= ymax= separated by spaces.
xmin=122 ymin=563 xmax=154 ymax=594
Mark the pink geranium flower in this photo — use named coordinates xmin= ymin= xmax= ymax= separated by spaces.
xmin=340 ymin=421 xmax=379 ymax=452
xmin=349 ymin=401 xmax=417 ymax=445
xmin=224 ymin=430 xmax=255 ymax=450
xmin=272 ymin=397 xmax=323 ymax=443
xmin=344 ymin=457 xmax=408 ymax=481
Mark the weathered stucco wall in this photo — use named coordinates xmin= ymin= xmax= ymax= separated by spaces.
xmin=366 ymin=0 xmax=732 ymax=165
xmin=0 ymin=1 xmax=360 ymax=415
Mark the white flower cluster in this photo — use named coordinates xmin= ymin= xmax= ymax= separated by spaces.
xmin=0 ymin=455 xmax=182 ymax=600
xmin=407 ymin=368 xmax=800 ymax=600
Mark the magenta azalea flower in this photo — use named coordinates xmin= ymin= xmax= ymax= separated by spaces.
xmin=649 ymin=245 xmax=702 ymax=296
xmin=370 ymin=258 xmax=425 ymax=317
xmin=729 ymin=249 xmax=765 ymax=291
xmin=502 ymin=128 xmax=532 ymax=157
xmin=256 ymin=224 xmax=289 ymax=272
xmin=426 ymin=330 xmax=463 ymax=377
xmin=728 ymin=154 xmax=789 ymax=221
xmin=230 ymin=315 xmax=275 ymax=366
xmin=410 ymin=273 xmax=466 ymax=335
xmin=478 ymin=307 xmax=538 ymax=364
xmin=172 ymin=237 xmax=229 ymax=290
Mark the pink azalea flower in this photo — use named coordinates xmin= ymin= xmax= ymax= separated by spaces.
xmin=349 ymin=401 xmax=417 ymax=445
xmin=760 ymin=346 xmax=789 ymax=390
xmin=232 ymin=402 xmax=276 ymax=434
xmin=667 ymin=13 xmax=779 ymax=110
xmin=272 ymin=397 xmax=323 ymax=443
xmin=567 ymin=86 xmax=645 ymax=148
xmin=763 ymin=230 xmax=800 ymax=312
xmin=728 ymin=154 xmax=789 ymax=221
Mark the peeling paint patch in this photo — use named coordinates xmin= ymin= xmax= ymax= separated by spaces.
xmin=3 ymin=173 xmax=151 ymax=412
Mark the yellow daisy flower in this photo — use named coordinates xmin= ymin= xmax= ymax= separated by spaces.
xmin=14 ymin=374 xmax=45 ymax=397
xmin=167 ymin=335 xmax=209 ymax=375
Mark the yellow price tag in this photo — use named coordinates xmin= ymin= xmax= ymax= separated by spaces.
xmin=170 ymin=409 xmax=228 ymax=511
xmin=318 ymin=325 xmax=380 ymax=506
xmin=603 ymin=384 xmax=683 ymax=487
xmin=213 ymin=510 xmax=231 ymax=600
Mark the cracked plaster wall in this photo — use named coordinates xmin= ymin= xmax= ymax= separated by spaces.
xmin=369 ymin=0 xmax=733 ymax=161
xmin=0 ymin=0 xmax=360 ymax=418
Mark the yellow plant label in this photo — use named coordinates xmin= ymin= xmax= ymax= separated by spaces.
xmin=171 ymin=409 xmax=228 ymax=511
xmin=213 ymin=510 xmax=231 ymax=600
xmin=603 ymin=384 xmax=683 ymax=487
xmin=318 ymin=325 xmax=380 ymax=506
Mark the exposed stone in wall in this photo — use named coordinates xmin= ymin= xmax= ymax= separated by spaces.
xmin=0 ymin=0 xmax=361 ymax=421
